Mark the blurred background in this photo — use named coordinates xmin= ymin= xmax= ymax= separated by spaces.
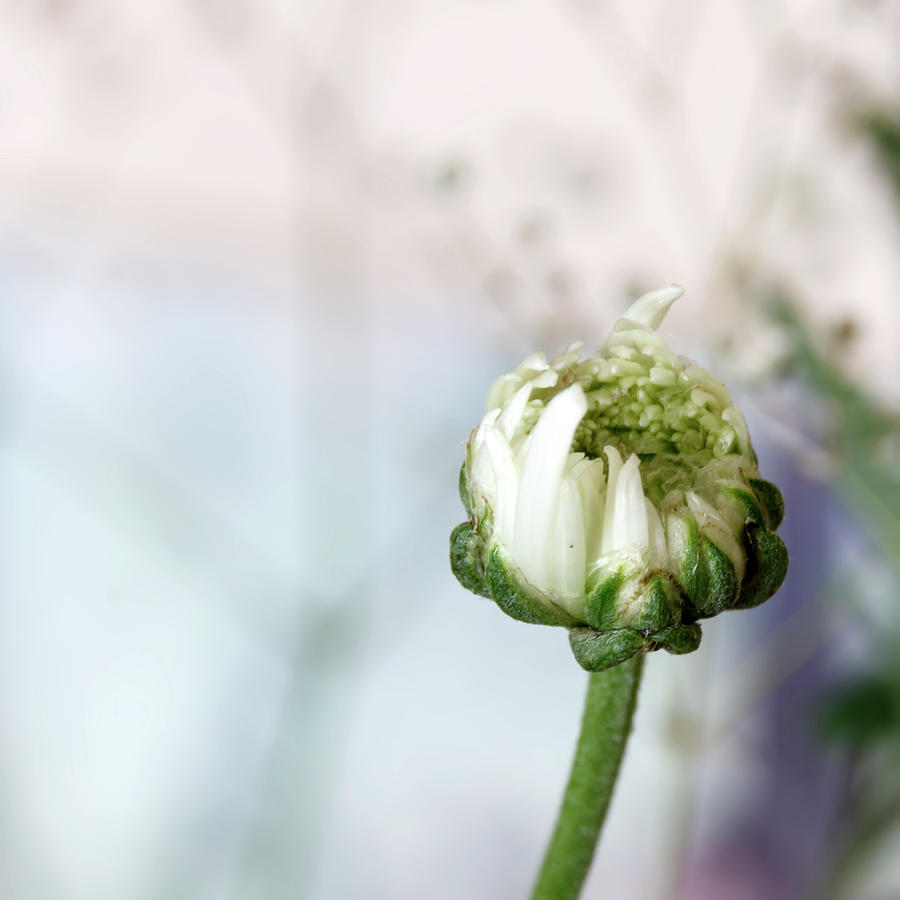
xmin=2 ymin=1 xmax=900 ymax=898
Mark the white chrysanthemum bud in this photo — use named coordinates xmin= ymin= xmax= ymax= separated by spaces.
xmin=450 ymin=286 xmax=788 ymax=671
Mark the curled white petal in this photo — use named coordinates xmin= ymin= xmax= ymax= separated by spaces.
xmin=685 ymin=491 xmax=728 ymax=533
xmin=515 ymin=351 xmax=549 ymax=375
xmin=531 ymin=370 xmax=559 ymax=390
xmin=722 ymin=406 xmax=750 ymax=453
xmin=497 ymin=382 xmax=533 ymax=440
xmin=622 ymin=284 xmax=684 ymax=330
xmin=686 ymin=491 xmax=746 ymax=580
xmin=484 ymin=374 xmax=519 ymax=415
xmin=513 ymin=384 xmax=588 ymax=592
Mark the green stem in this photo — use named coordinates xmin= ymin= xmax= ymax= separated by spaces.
xmin=531 ymin=654 xmax=645 ymax=900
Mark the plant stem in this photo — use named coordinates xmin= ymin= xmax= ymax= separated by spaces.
xmin=531 ymin=654 xmax=645 ymax=900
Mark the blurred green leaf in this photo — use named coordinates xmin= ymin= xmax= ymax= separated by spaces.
xmin=767 ymin=294 xmax=900 ymax=562
xmin=858 ymin=109 xmax=900 ymax=204
xmin=767 ymin=296 xmax=895 ymax=444
xmin=817 ymin=674 xmax=899 ymax=745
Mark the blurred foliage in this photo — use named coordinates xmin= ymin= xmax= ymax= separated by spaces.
xmin=768 ymin=294 xmax=900 ymax=898
xmin=817 ymin=674 xmax=899 ymax=745
xmin=857 ymin=108 xmax=900 ymax=207
xmin=763 ymin=103 xmax=900 ymax=898
xmin=767 ymin=295 xmax=900 ymax=564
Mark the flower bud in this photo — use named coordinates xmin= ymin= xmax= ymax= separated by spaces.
xmin=450 ymin=286 xmax=788 ymax=671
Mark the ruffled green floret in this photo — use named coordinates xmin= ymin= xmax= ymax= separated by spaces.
xmin=450 ymin=286 xmax=788 ymax=671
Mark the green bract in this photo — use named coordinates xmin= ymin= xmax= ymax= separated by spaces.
xmin=450 ymin=286 xmax=788 ymax=671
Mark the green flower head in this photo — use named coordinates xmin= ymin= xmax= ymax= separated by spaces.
xmin=450 ymin=286 xmax=788 ymax=671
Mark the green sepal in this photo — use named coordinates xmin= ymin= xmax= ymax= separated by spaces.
xmin=676 ymin=515 xmax=701 ymax=605
xmin=584 ymin=570 xmax=626 ymax=630
xmin=736 ymin=526 xmax=789 ymax=609
xmin=750 ymin=477 xmax=784 ymax=530
xmin=449 ymin=522 xmax=491 ymax=598
xmin=721 ymin=486 xmax=766 ymax=526
xmin=693 ymin=535 xmax=740 ymax=617
xmin=458 ymin=462 xmax=472 ymax=517
xmin=650 ymin=622 xmax=702 ymax=655
xmin=569 ymin=627 xmax=648 ymax=672
xmin=635 ymin=574 xmax=680 ymax=631
xmin=486 ymin=544 xmax=577 ymax=627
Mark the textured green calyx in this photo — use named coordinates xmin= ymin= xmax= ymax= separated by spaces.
xmin=450 ymin=285 xmax=788 ymax=671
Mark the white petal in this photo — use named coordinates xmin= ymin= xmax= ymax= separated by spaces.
xmin=666 ymin=511 xmax=693 ymax=574
xmin=612 ymin=454 xmax=649 ymax=551
xmin=645 ymin=497 xmax=667 ymax=561
xmin=686 ymin=491 xmax=746 ymax=579
xmin=685 ymin=491 xmax=727 ymax=531
xmin=548 ymin=473 xmax=586 ymax=600
xmin=474 ymin=407 xmax=501 ymax=443
xmin=575 ymin=457 xmax=605 ymax=566
xmin=513 ymin=385 xmax=588 ymax=591
xmin=497 ymin=383 xmax=533 ymax=440
xmin=621 ymin=284 xmax=684 ymax=330
xmin=484 ymin=427 xmax=519 ymax=548
xmin=511 ymin=429 xmax=532 ymax=468
xmin=531 ymin=370 xmax=559 ymax=390
xmin=515 ymin=352 xmax=549 ymax=375
xmin=568 ymin=453 xmax=589 ymax=477
xmin=722 ymin=406 xmax=750 ymax=453
xmin=469 ymin=410 xmax=501 ymax=491
xmin=600 ymin=445 xmax=623 ymax=554
xmin=470 ymin=440 xmax=493 ymax=494
xmin=485 ymin=373 xmax=520 ymax=414
xmin=550 ymin=345 xmax=583 ymax=371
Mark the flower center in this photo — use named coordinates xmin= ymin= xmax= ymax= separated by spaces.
xmin=571 ymin=379 xmax=738 ymax=506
